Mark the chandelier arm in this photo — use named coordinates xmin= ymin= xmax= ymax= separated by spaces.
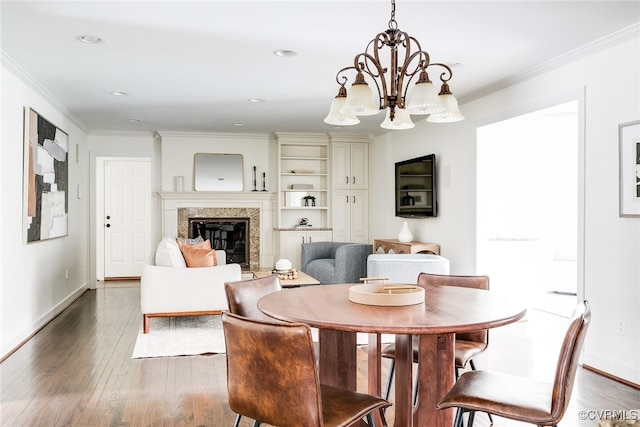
xmin=334 ymin=70 xmax=353 ymax=87
xmin=428 ymin=62 xmax=454 ymax=83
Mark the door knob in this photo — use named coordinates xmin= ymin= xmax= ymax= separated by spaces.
xmin=106 ymin=215 xmax=111 ymax=219
xmin=106 ymin=224 xmax=111 ymax=228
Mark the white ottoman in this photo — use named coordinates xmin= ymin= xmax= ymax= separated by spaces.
xmin=366 ymin=253 xmax=450 ymax=284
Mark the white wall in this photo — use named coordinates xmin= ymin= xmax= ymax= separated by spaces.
xmin=158 ymin=132 xmax=275 ymax=193
xmin=1 ymin=57 xmax=90 ymax=358
xmin=369 ymin=31 xmax=640 ymax=384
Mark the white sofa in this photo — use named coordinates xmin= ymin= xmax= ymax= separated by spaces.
xmin=141 ymin=237 xmax=242 ymax=333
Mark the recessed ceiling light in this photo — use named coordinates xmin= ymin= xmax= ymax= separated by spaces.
xmin=247 ymin=98 xmax=265 ymax=103
xmin=77 ymin=35 xmax=102 ymax=44
xmin=273 ymin=49 xmax=297 ymax=57
xmin=234 ymin=123 xmax=244 ymax=127
xmin=128 ymin=118 xmax=140 ymax=123
xmin=110 ymin=91 xmax=130 ymax=97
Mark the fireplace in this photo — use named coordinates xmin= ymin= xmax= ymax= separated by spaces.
xmin=189 ymin=217 xmax=249 ymax=269
xmin=176 ymin=206 xmax=261 ymax=270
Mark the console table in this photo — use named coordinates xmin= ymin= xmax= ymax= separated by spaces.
xmin=373 ymin=238 xmax=440 ymax=255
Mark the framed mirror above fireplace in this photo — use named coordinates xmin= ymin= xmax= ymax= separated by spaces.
xmin=194 ymin=153 xmax=243 ymax=191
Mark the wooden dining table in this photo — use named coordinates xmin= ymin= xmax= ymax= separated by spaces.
xmin=258 ymin=283 xmax=526 ymax=427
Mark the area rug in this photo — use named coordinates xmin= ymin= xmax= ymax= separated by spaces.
xmin=131 ymin=315 xmax=225 ymax=359
xmin=131 ymin=315 xmax=394 ymax=359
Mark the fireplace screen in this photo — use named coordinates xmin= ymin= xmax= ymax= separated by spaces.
xmin=189 ymin=218 xmax=249 ymax=269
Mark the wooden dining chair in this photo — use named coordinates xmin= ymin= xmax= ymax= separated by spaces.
xmin=222 ymin=311 xmax=391 ymax=427
xmin=382 ymin=273 xmax=493 ymax=422
xmin=437 ymin=300 xmax=591 ymax=427
xmin=224 ymin=274 xmax=283 ymax=427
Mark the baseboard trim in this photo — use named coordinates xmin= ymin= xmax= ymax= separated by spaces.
xmin=0 ymin=286 xmax=89 ymax=363
xmin=583 ymin=364 xmax=640 ymax=390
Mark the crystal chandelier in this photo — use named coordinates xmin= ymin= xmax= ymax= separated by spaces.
xmin=324 ymin=0 xmax=464 ymax=130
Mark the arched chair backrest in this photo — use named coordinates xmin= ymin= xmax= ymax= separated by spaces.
xmin=417 ymin=273 xmax=490 ymax=345
xmin=549 ymin=300 xmax=591 ymax=423
xmin=224 ymin=275 xmax=282 ymax=321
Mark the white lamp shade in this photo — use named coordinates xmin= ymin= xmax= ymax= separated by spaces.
xmin=406 ymin=81 xmax=446 ymax=115
xmin=324 ymin=96 xmax=360 ymax=126
xmin=343 ymin=83 xmax=379 ymax=116
xmin=427 ymin=94 xmax=465 ymax=123
xmin=380 ymin=108 xmax=415 ymax=130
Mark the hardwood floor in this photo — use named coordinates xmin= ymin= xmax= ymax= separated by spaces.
xmin=1 ymin=285 xmax=638 ymax=427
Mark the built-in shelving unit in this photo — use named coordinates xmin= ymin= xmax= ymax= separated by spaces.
xmin=276 ymin=133 xmax=330 ymax=229
xmin=275 ymin=133 xmax=333 ymax=269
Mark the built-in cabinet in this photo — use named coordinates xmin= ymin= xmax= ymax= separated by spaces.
xmin=273 ymin=133 xmax=371 ymax=268
xmin=332 ymin=139 xmax=368 ymax=190
xmin=330 ymin=135 xmax=370 ymax=243
xmin=276 ymin=229 xmax=332 ymax=270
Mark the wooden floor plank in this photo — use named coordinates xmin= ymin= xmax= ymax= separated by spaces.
xmin=1 ymin=286 xmax=638 ymax=426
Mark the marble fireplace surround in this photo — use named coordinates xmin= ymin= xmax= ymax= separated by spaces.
xmin=159 ymin=192 xmax=276 ymax=270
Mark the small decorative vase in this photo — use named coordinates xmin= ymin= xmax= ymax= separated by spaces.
xmin=398 ymin=221 xmax=413 ymax=243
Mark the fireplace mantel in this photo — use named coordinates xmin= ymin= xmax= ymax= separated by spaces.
xmin=159 ymin=191 xmax=276 ymax=269
xmin=159 ymin=191 xmax=275 ymax=202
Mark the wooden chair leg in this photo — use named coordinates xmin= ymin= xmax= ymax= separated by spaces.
xmin=143 ymin=315 xmax=150 ymax=334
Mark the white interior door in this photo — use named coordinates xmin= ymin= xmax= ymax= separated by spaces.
xmin=103 ymin=159 xmax=152 ymax=278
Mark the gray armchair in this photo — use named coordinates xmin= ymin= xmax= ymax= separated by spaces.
xmin=301 ymin=242 xmax=372 ymax=284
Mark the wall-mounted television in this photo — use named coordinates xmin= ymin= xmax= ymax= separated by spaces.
xmin=395 ymin=154 xmax=437 ymax=218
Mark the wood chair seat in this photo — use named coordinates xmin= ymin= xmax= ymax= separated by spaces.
xmin=438 ymin=370 xmax=555 ymax=423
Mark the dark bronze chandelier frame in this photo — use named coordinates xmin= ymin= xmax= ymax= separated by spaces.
xmin=333 ymin=0 xmax=455 ymax=121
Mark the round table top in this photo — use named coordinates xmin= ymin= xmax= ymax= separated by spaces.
xmin=258 ymin=283 xmax=526 ymax=335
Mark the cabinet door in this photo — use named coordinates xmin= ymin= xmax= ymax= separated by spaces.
xmin=279 ymin=231 xmax=308 ymax=269
xmin=332 ymin=142 xmax=351 ymax=190
xmin=349 ymin=190 xmax=369 ymax=243
xmin=332 ymin=190 xmax=351 ymax=242
xmin=350 ymin=143 xmax=369 ymax=190
xmin=306 ymin=230 xmax=332 ymax=243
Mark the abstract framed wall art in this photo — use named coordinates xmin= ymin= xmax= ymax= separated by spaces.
xmin=619 ymin=120 xmax=640 ymax=217
xmin=23 ymin=107 xmax=69 ymax=242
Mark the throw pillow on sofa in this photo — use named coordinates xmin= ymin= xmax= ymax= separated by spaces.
xmin=177 ymin=238 xmax=218 ymax=267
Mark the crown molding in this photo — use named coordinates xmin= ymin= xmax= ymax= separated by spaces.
xmin=156 ymin=131 xmax=273 ymax=140
xmin=1 ymin=50 xmax=89 ymax=133
xmin=459 ymin=22 xmax=640 ymax=105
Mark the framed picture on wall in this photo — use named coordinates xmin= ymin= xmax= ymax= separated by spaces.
xmin=23 ymin=107 xmax=69 ymax=243
xmin=619 ymin=120 xmax=640 ymax=217
xmin=408 ymin=191 xmax=428 ymax=207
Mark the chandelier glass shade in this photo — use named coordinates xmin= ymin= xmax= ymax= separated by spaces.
xmin=324 ymin=0 xmax=464 ymax=129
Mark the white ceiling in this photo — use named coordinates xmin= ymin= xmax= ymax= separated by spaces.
xmin=2 ymin=1 xmax=639 ymax=136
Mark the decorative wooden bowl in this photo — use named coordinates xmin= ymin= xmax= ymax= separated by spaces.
xmin=348 ymin=284 xmax=425 ymax=306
